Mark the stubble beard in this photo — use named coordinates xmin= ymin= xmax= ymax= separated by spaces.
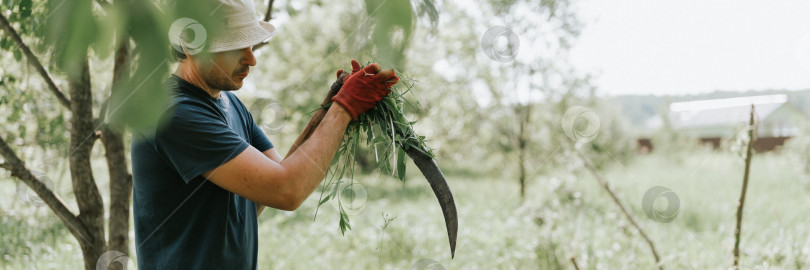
xmin=200 ymin=65 xmax=246 ymax=91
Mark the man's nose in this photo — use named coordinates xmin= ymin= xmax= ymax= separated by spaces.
xmin=242 ymin=47 xmax=256 ymax=66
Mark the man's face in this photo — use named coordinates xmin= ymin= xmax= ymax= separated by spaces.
xmin=196 ymin=47 xmax=257 ymax=91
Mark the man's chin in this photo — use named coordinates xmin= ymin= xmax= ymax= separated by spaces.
xmin=225 ymin=85 xmax=242 ymax=91
xmin=221 ymin=81 xmax=243 ymax=91
xmin=228 ymin=77 xmax=246 ymax=90
xmin=205 ymin=77 xmax=242 ymax=91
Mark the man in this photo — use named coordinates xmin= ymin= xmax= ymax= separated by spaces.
xmin=131 ymin=0 xmax=398 ymax=268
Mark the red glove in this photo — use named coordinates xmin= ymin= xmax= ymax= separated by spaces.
xmin=331 ymin=60 xmax=399 ymax=120
xmin=335 ymin=59 xmax=363 ymax=83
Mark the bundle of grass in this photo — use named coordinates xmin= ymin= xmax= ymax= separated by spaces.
xmin=315 ymin=69 xmax=434 ymax=234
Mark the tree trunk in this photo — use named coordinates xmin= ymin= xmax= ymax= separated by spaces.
xmin=103 ymin=36 xmax=133 ymax=260
xmin=733 ymin=105 xmax=757 ymax=269
xmin=518 ymin=135 xmax=526 ymax=201
xmin=69 ymin=59 xmax=107 ymax=270
xmin=102 ymin=127 xmax=131 ymax=254
xmin=516 ymin=105 xmax=531 ymax=201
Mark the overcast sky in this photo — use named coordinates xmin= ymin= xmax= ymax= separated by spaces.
xmin=569 ymin=0 xmax=810 ymax=96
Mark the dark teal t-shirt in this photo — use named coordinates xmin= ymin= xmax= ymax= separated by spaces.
xmin=131 ymin=76 xmax=273 ymax=269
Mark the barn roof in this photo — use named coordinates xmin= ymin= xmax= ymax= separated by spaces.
xmin=668 ymin=94 xmax=804 ymax=138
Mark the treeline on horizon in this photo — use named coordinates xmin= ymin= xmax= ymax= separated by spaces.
xmin=610 ymin=89 xmax=810 ymax=127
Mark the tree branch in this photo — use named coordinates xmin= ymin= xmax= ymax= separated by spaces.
xmin=570 ymin=256 xmax=581 ymax=270
xmin=264 ymin=0 xmax=275 ymax=21
xmin=0 ymin=12 xmax=71 ymax=109
xmin=0 ymin=136 xmax=93 ymax=245
xmin=574 ymin=148 xmax=664 ymax=270
xmin=733 ymin=105 xmax=757 ymax=269
xmin=252 ymin=0 xmax=276 ymax=51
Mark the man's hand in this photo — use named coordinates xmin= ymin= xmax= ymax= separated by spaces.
xmin=320 ymin=59 xmax=360 ymax=109
xmin=336 ymin=59 xmax=363 ymax=84
xmin=321 ymin=69 xmax=351 ymax=109
xmin=331 ymin=61 xmax=399 ymax=120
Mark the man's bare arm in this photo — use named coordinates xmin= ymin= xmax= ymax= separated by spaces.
xmin=203 ymin=105 xmax=351 ymax=211
xmin=256 ymin=70 xmax=349 ymax=216
xmin=257 ymin=148 xmax=282 ymax=216
xmin=257 ymin=111 xmax=330 ymax=215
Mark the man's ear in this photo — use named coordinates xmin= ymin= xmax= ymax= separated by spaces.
xmin=180 ymin=47 xmax=203 ymax=73
xmin=182 ymin=47 xmax=193 ymax=61
xmin=182 ymin=47 xmax=204 ymax=65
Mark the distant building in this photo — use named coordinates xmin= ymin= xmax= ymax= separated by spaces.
xmin=640 ymin=94 xmax=807 ymax=152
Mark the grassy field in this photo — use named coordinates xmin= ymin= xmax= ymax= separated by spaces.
xmin=2 ymin=150 xmax=809 ymax=269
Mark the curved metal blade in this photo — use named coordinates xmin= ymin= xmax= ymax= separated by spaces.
xmin=404 ymin=147 xmax=458 ymax=259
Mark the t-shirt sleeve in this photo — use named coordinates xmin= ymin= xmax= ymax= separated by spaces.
xmin=249 ymin=119 xmax=274 ymax=152
xmin=154 ymin=101 xmax=250 ymax=183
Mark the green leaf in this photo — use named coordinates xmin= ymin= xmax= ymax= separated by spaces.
xmin=413 ymin=0 xmax=439 ymax=31
xmin=0 ymin=36 xmax=10 ymax=50
xmin=330 ymin=180 xmax=341 ymax=198
xmin=91 ymin=3 xmax=126 ymax=59
xmin=330 ymin=152 xmax=341 ymax=166
xmin=338 ymin=207 xmax=352 ymax=235
xmin=12 ymin=49 xmax=22 ymax=62
xmin=18 ymin=0 xmax=32 ymax=18
xmin=45 ymin=0 xmax=98 ymax=70
xmin=397 ymin=147 xmax=406 ymax=181
xmin=339 ymin=218 xmax=346 ymax=235
xmin=365 ymin=0 xmax=414 ymax=67
xmin=9 ymin=105 xmax=21 ymax=122
xmin=366 ymin=124 xmax=373 ymax=140
xmin=107 ymin=1 xmax=173 ymax=131
xmin=318 ymin=196 xmax=330 ymax=207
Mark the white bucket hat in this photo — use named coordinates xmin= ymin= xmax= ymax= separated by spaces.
xmin=209 ymin=0 xmax=276 ymax=52
xmin=171 ymin=0 xmax=276 ymax=54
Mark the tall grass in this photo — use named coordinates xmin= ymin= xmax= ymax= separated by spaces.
xmin=1 ymin=151 xmax=808 ymax=269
